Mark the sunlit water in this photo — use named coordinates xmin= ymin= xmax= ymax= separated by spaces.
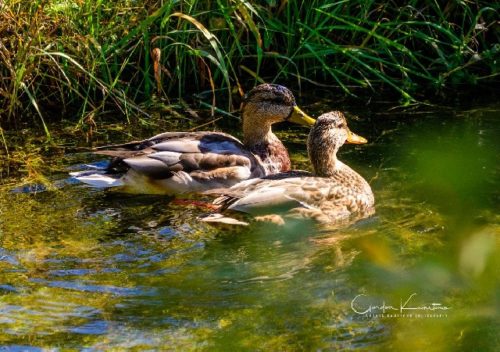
xmin=0 ymin=102 xmax=498 ymax=351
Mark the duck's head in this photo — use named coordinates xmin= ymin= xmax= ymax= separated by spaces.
xmin=308 ymin=111 xmax=367 ymax=176
xmin=242 ymin=84 xmax=315 ymax=143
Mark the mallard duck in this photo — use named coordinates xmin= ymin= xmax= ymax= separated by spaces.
xmin=203 ymin=111 xmax=375 ymax=225
xmin=71 ymin=84 xmax=315 ymax=194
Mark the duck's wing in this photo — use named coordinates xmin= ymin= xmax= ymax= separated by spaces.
xmin=211 ymin=175 xmax=326 ymax=214
xmin=94 ymin=131 xmax=266 ymax=182
xmin=95 ymin=131 xmax=242 ymax=155
xmin=206 ymin=169 xmax=375 ymax=223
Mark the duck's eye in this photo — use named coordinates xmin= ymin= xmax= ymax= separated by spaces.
xmin=337 ymin=123 xmax=345 ymax=128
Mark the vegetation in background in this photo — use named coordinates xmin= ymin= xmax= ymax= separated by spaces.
xmin=0 ymin=0 xmax=498 ymax=138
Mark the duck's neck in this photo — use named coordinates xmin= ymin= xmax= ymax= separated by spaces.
xmin=242 ymin=116 xmax=274 ymax=146
xmin=242 ymin=113 xmax=290 ymax=173
xmin=311 ymin=146 xmax=341 ymax=177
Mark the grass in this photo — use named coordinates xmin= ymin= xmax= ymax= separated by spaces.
xmin=0 ymin=0 xmax=498 ymax=142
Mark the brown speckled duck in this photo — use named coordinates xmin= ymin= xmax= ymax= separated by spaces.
xmin=203 ymin=111 xmax=375 ymax=225
xmin=71 ymin=84 xmax=315 ymax=194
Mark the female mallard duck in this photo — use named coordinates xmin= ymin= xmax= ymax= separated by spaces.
xmin=71 ymin=84 xmax=315 ymax=194
xmin=203 ymin=111 xmax=374 ymax=225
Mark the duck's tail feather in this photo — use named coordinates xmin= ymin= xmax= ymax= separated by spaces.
xmin=70 ymin=170 xmax=124 ymax=188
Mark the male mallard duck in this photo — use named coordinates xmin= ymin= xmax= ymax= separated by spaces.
xmin=71 ymin=84 xmax=315 ymax=194
xmin=203 ymin=111 xmax=374 ymax=225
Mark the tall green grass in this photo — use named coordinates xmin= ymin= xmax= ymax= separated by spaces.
xmin=0 ymin=0 xmax=498 ymax=137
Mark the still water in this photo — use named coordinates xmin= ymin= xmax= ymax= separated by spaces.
xmin=0 ymin=101 xmax=498 ymax=350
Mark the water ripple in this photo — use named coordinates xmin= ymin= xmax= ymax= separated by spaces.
xmin=29 ymin=278 xmax=156 ymax=297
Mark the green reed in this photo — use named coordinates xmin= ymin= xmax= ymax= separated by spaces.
xmin=0 ymin=0 xmax=498 ymax=139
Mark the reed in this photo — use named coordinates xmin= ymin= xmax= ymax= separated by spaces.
xmin=0 ymin=0 xmax=498 ymax=137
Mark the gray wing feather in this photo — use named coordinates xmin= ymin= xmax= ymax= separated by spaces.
xmin=227 ymin=183 xmax=305 ymax=214
xmin=95 ymin=131 xmax=265 ymax=181
xmin=153 ymin=140 xmax=201 ymax=153
xmin=148 ymin=151 xmax=182 ymax=165
xmin=123 ymin=156 xmax=173 ymax=178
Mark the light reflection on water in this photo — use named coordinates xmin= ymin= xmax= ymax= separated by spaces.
xmin=0 ymin=103 xmax=498 ymax=350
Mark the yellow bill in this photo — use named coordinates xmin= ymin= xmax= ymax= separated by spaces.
xmin=288 ymin=105 xmax=316 ymax=127
xmin=346 ymin=129 xmax=368 ymax=144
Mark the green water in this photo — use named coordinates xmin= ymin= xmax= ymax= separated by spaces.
xmin=0 ymin=103 xmax=498 ymax=351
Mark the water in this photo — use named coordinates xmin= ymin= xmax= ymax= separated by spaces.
xmin=0 ymin=102 xmax=498 ymax=350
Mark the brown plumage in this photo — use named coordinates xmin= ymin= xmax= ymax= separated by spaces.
xmin=203 ymin=111 xmax=375 ymax=225
xmin=70 ymin=84 xmax=315 ymax=194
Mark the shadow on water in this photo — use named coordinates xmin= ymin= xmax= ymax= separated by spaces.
xmin=0 ymin=102 xmax=498 ymax=350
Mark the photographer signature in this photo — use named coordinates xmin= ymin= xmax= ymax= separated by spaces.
xmin=351 ymin=293 xmax=451 ymax=315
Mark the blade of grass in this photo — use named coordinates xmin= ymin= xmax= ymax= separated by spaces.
xmin=20 ymin=82 xmax=51 ymax=141
xmin=168 ymin=12 xmax=232 ymax=105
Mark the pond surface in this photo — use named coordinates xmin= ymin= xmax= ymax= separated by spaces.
xmin=0 ymin=100 xmax=498 ymax=351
